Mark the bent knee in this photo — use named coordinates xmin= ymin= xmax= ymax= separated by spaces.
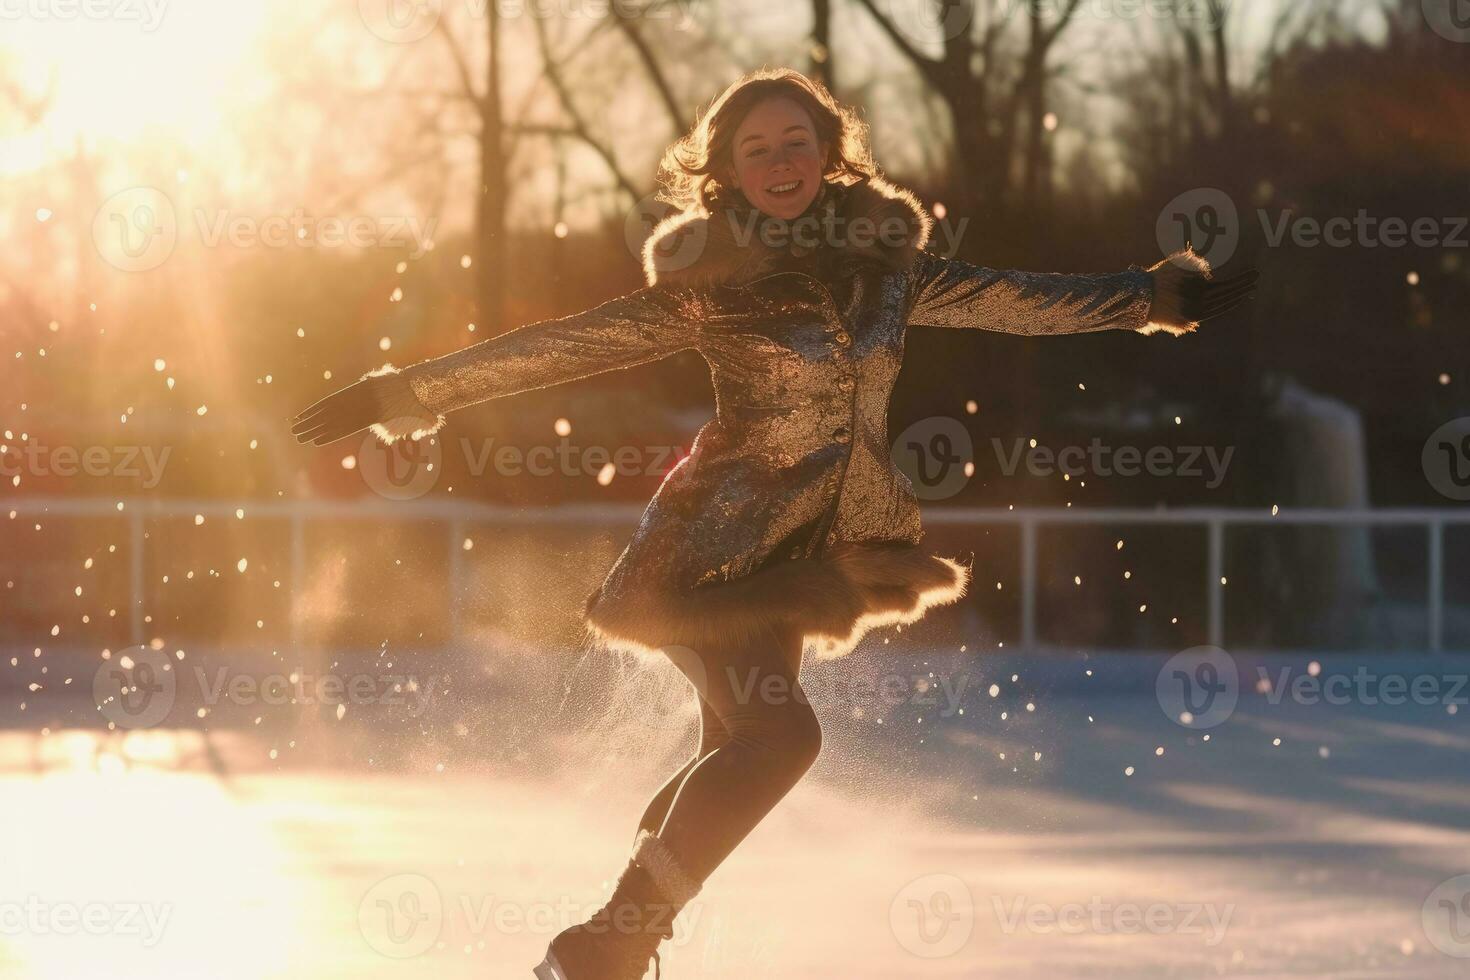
xmin=794 ymin=704 xmax=823 ymax=771
xmin=724 ymin=698 xmax=822 ymax=764
xmin=768 ymin=698 xmax=822 ymax=773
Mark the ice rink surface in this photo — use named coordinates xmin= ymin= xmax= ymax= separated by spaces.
xmin=2 ymin=649 xmax=1467 ymax=978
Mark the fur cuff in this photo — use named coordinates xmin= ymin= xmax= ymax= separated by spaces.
xmin=1138 ymin=247 xmax=1213 ymax=337
xmin=632 ymin=831 xmax=702 ymax=908
xmin=361 ymin=363 xmax=446 ymax=445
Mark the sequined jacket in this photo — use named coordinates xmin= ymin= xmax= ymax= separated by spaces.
xmin=389 ymin=176 xmax=1159 ymax=659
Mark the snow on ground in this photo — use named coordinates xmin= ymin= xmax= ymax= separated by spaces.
xmin=0 ymin=649 xmax=1467 ymax=978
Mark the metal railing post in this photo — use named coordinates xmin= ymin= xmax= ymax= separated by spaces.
xmin=129 ymin=508 xmax=144 ymax=647
xmin=1429 ymin=520 xmax=1444 ymax=654
xmin=1021 ymin=518 xmax=1037 ymax=651
xmin=448 ymin=519 xmax=464 ymax=647
xmin=290 ymin=513 xmax=305 ymax=653
xmin=1207 ymin=519 xmax=1224 ymax=648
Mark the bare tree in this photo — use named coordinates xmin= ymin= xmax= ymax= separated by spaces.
xmin=811 ymin=0 xmax=835 ymax=87
xmin=850 ymin=0 xmax=1082 ymax=223
xmin=435 ymin=8 xmax=509 ymax=330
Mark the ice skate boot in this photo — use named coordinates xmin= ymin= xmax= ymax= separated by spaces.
xmin=534 ymin=831 xmax=699 ymax=980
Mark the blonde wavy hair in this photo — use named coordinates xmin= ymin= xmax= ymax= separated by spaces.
xmin=655 ymin=67 xmax=877 ymax=214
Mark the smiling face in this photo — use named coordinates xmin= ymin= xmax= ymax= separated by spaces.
xmin=727 ymin=96 xmax=830 ymax=220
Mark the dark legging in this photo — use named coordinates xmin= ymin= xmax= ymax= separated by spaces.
xmin=633 ymin=622 xmax=822 ymax=885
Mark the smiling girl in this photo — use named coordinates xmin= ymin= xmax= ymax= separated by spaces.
xmin=292 ymin=68 xmax=1256 ymax=979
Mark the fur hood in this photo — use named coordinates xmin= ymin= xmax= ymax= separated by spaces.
xmin=641 ymin=175 xmax=934 ymax=290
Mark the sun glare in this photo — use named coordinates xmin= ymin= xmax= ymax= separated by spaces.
xmin=2 ymin=0 xmax=267 ymax=172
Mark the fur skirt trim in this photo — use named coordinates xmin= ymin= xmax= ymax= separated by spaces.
xmin=583 ymin=541 xmax=971 ymax=662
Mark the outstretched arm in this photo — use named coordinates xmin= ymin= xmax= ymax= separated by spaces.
xmin=905 ymin=248 xmax=1256 ymax=337
xmin=291 ymin=285 xmax=696 ymax=446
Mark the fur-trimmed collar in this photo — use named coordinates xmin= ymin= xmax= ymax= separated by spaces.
xmin=641 ymin=175 xmax=933 ymax=290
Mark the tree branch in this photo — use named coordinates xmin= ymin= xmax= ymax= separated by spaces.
xmin=849 ymin=0 xmax=944 ymax=88
xmin=532 ymin=17 xmax=642 ymax=203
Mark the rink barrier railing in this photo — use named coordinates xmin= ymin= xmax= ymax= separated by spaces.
xmin=6 ymin=498 xmax=1468 ymax=654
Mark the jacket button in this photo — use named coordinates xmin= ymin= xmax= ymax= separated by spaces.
xmin=833 ymin=426 xmax=851 ymax=444
xmin=837 ymin=377 xmax=854 ymax=394
xmin=834 ymin=330 xmax=851 ymax=345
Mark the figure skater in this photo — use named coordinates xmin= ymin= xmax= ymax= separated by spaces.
xmin=291 ymin=67 xmax=1257 ymax=979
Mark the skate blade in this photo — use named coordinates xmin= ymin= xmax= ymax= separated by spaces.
xmin=532 ymin=951 xmax=568 ymax=980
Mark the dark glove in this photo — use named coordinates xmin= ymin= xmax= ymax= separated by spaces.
xmin=1143 ymin=249 xmax=1259 ymax=336
xmin=290 ymin=367 xmax=444 ymax=446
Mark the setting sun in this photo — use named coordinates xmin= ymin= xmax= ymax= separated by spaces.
xmin=2 ymin=1 xmax=267 ymax=171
